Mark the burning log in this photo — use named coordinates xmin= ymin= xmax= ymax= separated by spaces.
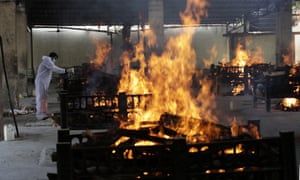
xmin=74 ymin=112 xmax=261 ymax=149
xmin=78 ymin=124 xmax=181 ymax=147
xmin=159 ymin=113 xmax=259 ymax=142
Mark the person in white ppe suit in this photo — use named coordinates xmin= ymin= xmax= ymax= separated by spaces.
xmin=35 ymin=52 xmax=70 ymax=120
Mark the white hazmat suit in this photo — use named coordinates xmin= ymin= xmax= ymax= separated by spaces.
xmin=35 ymin=55 xmax=66 ymax=120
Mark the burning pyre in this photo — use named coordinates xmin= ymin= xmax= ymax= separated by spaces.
xmin=116 ymin=0 xmax=223 ymax=143
xmin=75 ymin=0 xmax=261 ymax=144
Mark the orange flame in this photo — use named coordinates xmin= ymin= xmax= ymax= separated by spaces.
xmin=180 ymin=0 xmax=208 ymax=25
xmin=231 ymin=44 xmax=249 ymax=67
xmin=230 ymin=43 xmax=265 ymax=67
xmin=91 ymin=41 xmax=112 ymax=68
xmin=282 ymin=97 xmax=300 ymax=108
xmin=147 ymin=28 xmax=158 ymax=48
xmin=118 ymin=41 xmax=151 ymax=94
xmin=224 ymin=144 xmax=243 ymax=154
xmin=231 ymin=83 xmax=245 ymax=96
xmin=118 ymin=0 xmax=221 ymax=142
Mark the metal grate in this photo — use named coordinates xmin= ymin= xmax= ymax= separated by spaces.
xmin=54 ymin=130 xmax=297 ymax=180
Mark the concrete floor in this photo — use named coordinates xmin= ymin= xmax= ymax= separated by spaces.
xmin=0 ymin=87 xmax=60 ymax=180
xmin=0 ymin=86 xmax=299 ymax=180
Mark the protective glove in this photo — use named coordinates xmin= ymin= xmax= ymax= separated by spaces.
xmin=66 ymin=67 xmax=75 ymax=73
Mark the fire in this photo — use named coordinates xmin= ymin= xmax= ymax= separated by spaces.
xmin=231 ymin=83 xmax=245 ymax=96
xmin=224 ymin=144 xmax=243 ymax=154
xmin=114 ymin=136 xmax=130 ymax=146
xmin=85 ymin=0 xmax=261 ymax=144
xmin=231 ymin=44 xmax=249 ymax=67
xmin=219 ymin=43 xmax=266 ymax=96
xmin=119 ymin=0 xmax=216 ymax=136
xmin=281 ymin=97 xmax=300 ymax=110
xmin=134 ymin=140 xmax=158 ymax=146
xmin=117 ymin=0 xmax=222 ymax=143
xmin=179 ymin=0 xmax=208 ymax=25
xmin=205 ymin=169 xmax=226 ymax=174
xmin=228 ymin=43 xmax=265 ymax=67
xmin=235 ymin=167 xmax=245 ymax=172
xmin=123 ymin=149 xmax=134 ymax=159
xmin=91 ymin=41 xmax=112 ymax=68
xmin=188 ymin=145 xmax=209 ymax=153
xmin=147 ymin=28 xmax=158 ymax=48
xmin=118 ymin=41 xmax=151 ymax=94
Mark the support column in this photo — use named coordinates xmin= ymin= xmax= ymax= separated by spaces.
xmin=16 ymin=2 xmax=28 ymax=97
xmin=148 ymin=0 xmax=164 ymax=54
xmin=0 ymin=1 xmax=18 ymax=140
xmin=275 ymin=0 xmax=293 ymax=66
xmin=0 ymin=1 xmax=18 ymax=111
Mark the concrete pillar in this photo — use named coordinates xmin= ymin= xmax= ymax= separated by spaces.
xmin=275 ymin=0 xmax=293 ymax=66
xmin=16 ymin=3 xmax=28 ymax=97
xmin=121 ymin=24 xmax=133 ymax=52
xmin=148 ymin=0 xmax=164 ymax=54
xmin=0 ymin=1 xmax=18 ymax=112
xmin=0 ymin=1 xmax=18 ymax=140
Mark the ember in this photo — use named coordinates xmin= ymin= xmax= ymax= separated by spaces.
xmin=279 ymin=97 xmax=300 ymax=111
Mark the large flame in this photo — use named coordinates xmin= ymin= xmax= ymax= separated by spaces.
xmin=231 ymin=43 xmax=249 ymax=67
xmin=117 ymin=0 xmax=220 ymax=141
xmin=230 ymin=43 xmax=265 ymax=66
xmin=118 ymin=41 xmax=151 ymax=94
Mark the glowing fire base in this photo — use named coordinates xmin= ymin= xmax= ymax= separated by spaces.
xmin=50 ymin=130 xmax=297 ymax=180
